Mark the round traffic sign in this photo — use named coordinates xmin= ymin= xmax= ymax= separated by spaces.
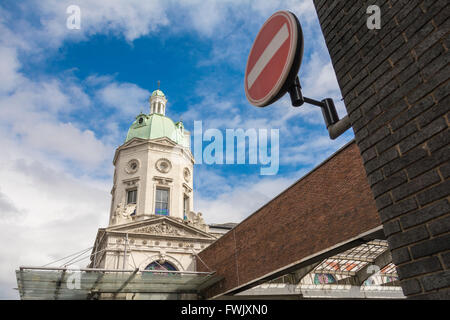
xmin=244 ymin=11 xmax=304 ymax=107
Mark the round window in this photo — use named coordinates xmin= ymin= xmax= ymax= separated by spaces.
xmin=183 ymin=168 xmax=191 ymax=182
xmin=125 ymin=159 xmax=139 ymax=174
xmin=155 ymin=158 xmax=172 ymax=173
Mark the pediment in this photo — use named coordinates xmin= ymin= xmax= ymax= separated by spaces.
xmin=120 ymin=137 xmax=148 ymax=149
xmin=113 ymin=138 xmax=148 ymax=164
xmin=149 ymin=137 xmax=178 ymax=147
xmin=107 ymin=216 xmax=215 ymax=240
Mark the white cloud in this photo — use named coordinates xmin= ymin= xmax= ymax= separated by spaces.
xmin=0 ymin=156 xmax=110 ymax=299
xmin=0 ymin=0 xmax=356 ymax=300
xmin=0 ymin=74 xmax=113 ymax=172
xmin=28 ymin=0 xmax=170 ymax=47
xmin=281 ymin=131 xmax=353 ymax=166
xmin=301 ymin=53 xmax=340 ymax=98
xmin=195 ymin=171 xmax=295 ymax=224
xmin=0 ymin=46 xmax=25 ymax=94
xmin=97 ymin=82 xmax=150 ymax=116
xmin=0 ymin=26 xmax=152 ymax=299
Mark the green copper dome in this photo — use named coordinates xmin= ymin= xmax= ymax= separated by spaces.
xmin=125 ymin=113 xmax=189 ymax=147
xmin=151 ymin=89 xmax=165 ymax=97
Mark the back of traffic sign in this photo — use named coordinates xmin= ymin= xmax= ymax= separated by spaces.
xmin=245 ymin=11 xmax=304 ymax=107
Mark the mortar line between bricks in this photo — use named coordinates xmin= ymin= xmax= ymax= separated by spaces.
xmin=337 ymin=17 xmax=437 ymax=83
xmin=352 ymin=91 xmax=417 ymax=137
xmin=375 ymin=132 xmax=420 ymax=160
xmin=389 ymin=98 xmax=437 ymax=134
xmin=365 ymin=7 xmax=436 ymax=71
xmin=400 ymin=265 xmax=445 ymax=281
xmin=400 ymin=201 xmax=450 ymax=227
xmin=391 ymin=172 xmax=443 ymax=203
xmin=390 ymin=229 xmax=450 ymax=255
xmin=416 ymin=57 xmax=449 ymax=90
xmin=396 ymin=253 xmax=443 ymax=271
xmin=435 ymin=255 xmax=450 ymax=273
xmin=399 ymin=125 xmax=447 ymax=156
xmin=430 ymin=79 xmax=450 ymax=103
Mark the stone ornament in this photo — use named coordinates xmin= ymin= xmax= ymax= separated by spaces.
xmin=111 ymin=202 xmax=136 ymax=225
xmin=183 ymin=167 xmax=191 ymax=182
xmin=113 ymin=202 xmax=124 ymax=218
xmin=186 ymin=211 xmax=207 ymax=232
xmin=123 ymin=178 xmax=139 ymax=187
xmin=132 ymin=221 xmax=185 ymax=236
xmin=155 ymin=158 xmax=172 ymax=173
xmin=125 ymin=159 xmax=140 ymax=174
xmin=153 ymin=176 xmax=173 ymax=185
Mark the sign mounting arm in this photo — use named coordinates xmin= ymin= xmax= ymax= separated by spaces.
xmin=288 ymin=76 xmax=352 ymax=140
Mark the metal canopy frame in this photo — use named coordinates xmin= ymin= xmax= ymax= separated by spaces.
xmin=222 ymin=233 xmax=403 ymax=299
xmin=305 ymin=240 xmax=397 ymax=286
xmin=237 ymin=240 xmax=402 ymax=299
xmin=16 ymin=266 xmax=223 ymax=300
xmin=218 ymin=226 xmax=386 ymax=297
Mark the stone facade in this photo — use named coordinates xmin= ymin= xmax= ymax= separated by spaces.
xmin=109 ymin=136 xmax=195 ymax=224
xmin=89 ymin=216 xmax=216 ymax=274
xmin=312 ymin=0 xmax=449 ymax=298
xmin=88 ymin=90 xmax=225 ymax=299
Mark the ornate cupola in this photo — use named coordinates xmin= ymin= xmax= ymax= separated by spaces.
xmin=109 ymin=87 xmax=196 ymax=229
xmin=149 ymin=89 xmax=167 ymax=115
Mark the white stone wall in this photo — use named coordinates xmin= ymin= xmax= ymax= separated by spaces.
xmin=109 ymin=139 xmax=194 ymax=225
xmin=95 ymin=234 xmax=211 ymax=272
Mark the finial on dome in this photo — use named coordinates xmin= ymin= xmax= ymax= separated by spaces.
xmin=157 ymin=80 xmax=160 ymax=89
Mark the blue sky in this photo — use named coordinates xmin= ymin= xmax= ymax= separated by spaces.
xmin=0 ymin=0 xmax=354 ymax=298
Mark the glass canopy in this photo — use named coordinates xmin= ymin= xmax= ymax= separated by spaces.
xmin=300 ymin=240 xmax=399 ymax=286
xmin=16 ymin=267 xmax=222 ymax=300
xmin=312 ymin=240 xmax=390 ymax=275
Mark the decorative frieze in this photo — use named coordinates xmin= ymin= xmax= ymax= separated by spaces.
xmin=153 ymin=176 xmax=173 ymax=185
xmin=122 ymin=177 xmax=140 ymax=187
xmin=182 ymin=183 xmax=192 ymax=194
xmin=131 ymin=221 xmax=185 ymax=237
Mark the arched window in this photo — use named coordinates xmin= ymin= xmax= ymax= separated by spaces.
xmin=145 ymin=261 xmax=177 ymax=274
xmin=313 ymin=273 xmax=336 ymax=284
xmin=145 ymin=261 xmax=177 ymax=271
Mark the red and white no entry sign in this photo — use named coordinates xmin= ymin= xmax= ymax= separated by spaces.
xmin=245 ymin=11 xmax=304 ymax=107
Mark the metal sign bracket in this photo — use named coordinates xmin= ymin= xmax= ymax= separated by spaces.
xmin=288 ymin=76 xmax=351 ymax=140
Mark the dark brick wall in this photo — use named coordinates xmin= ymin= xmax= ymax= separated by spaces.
xmin=197 ymin=142 xmax=381 ymax=298
xmin=312 ymin=0 xmax=449 ymax=299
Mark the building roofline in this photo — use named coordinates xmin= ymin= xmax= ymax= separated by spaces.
xmin=208 ymin=224 xmax=238 ymax=230
xmin=235 ymin=139 xmax=356 ymax=228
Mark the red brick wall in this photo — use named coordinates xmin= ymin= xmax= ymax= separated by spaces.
xmin=197 ymin=141 xmax=381 ymax=297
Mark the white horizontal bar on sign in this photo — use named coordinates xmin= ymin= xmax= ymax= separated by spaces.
xmin=247 ymin=23 xmax=289 ymax=90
